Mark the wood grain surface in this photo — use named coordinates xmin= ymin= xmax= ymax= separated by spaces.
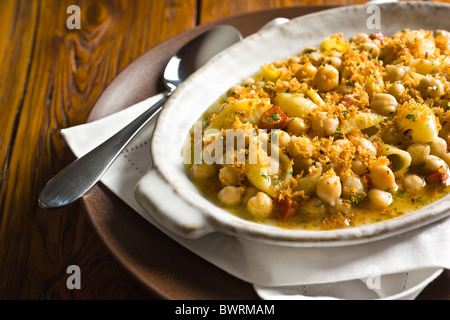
xmin=0 ymin=0 xmax=448 ymax=300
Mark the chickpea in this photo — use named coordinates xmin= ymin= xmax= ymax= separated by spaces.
xmin=370 ymin=165 xmax=397 ymax=191
xmin=351 ymin=159 xmax=367 ymax=176
xmin=190 ymin=163 xmax=218 ymax=180
xmin=342 ymin=176 xmax=366 ymax=202
xmin=429 ymin=137 xmax=448 ymax=158
xmin=286 ymin=117 xmax=309 ymax=135
xmin=336 ymin=84 xmax=353 ymax=95
xmin=218 ymin=166 xmax=240 ymax=186
xmin=368 ymin=188 xmax=393 ymax=208
xmin=227 ymin=85 xmax=242 ymax=97
xmin=295 ymin=63 xmax=317 ymax=82
xmin=358 ymin=42 xmax=380 ymax=58
xmin=388 ymin=83 xmax=406 ymax=101
xmin=403 ymin=174 xmax=425 ymax=192
xmin=414 ymin=60 xmax=435 ymax=75
xmin=314 ymin=65 xmax=340 ymax=92
xmin=443 ymin=153 xmax=450 ymax=167
xmin=324 ymin=56 xmax=343 ymax=71
xmin=287 ymin=135 xmax=314 ymax=158
xmin=383 ymin=65 xmax=407 ymax=83
xmin=418 ymin=76 xmax=444 ymax=99
xmin=277 ymin=130 xmax=291 ymax=148
xmin=241 ymin=77 xmax=255 ymax=87
xmin=312 ymin=114 xmax=340 ymax=136
xmin=350 ymin=32 xmax=370 ymax=44
xmin=436 ymin=30 xmax=450 ymax=39
xmin=355 ymin=137 xmax=377 ymax=157
xmin=308 ymin=51 xmax=323 ymax=66
xmin=407 ymin=143 xmax=430 ymax=166
xmin=333 ymin=139 xmax=352 ymax=149
xmin=424 ymin=155 xmax=448 ymax=173
xmin=247 ymin=192 xmax=273 ymax=218
xmin=324 ymin=117 xmax=340 ymax=136
xmin=218 ymin=186 xmax=242 ymax=206
xmin=316 ymin=172 xmax=342 ymax=206
xmin=370 ymin=93 xmax=398 ymax=116
xmin=303 ymin=197 xmax=327 ymax=217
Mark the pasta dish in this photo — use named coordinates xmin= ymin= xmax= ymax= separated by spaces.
xmin=185 ymin=29 xmax=450 ymax=230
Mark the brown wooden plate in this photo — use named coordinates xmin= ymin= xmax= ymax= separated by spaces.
xmin=82 ymin=5 xmax=450 ymax=300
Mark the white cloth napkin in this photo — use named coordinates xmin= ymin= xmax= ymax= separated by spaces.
xmin=61 ymin=94 xmax=450 ymax=300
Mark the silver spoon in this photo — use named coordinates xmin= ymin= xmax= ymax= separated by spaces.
xmin=259 ymin=17 xmax=289 ymax=31
xmin=39 ymin=25 xmax=242 ymax=209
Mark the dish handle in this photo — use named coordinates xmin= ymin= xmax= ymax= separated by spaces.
xmin=134 ymin=169 xmax=213 ymax=239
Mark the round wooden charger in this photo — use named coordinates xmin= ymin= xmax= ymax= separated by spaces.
xmin=82 ymin=5 xmax=450 ymax=300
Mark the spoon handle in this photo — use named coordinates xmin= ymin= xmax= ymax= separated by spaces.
xmin=39 ymin=92 xmax=169 ymax=209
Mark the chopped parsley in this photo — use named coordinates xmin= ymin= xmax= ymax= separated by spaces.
xmin=335 ymin=127 xmax=343 ymax=136
xmin=271 ymin=112 xmax=281 ymax=120
xmin=304 ymin=48 xmax=317 ymax=54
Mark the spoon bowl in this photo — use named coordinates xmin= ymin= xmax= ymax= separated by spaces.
xmin=39 ymin=25 xmax=242 ymax=209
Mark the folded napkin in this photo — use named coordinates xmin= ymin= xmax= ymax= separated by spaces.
xmin=62 ymin=95 xmax=450 ymax=300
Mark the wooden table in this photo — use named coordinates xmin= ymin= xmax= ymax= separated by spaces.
xmin=1 ymin=0 xmax=449 ymax=300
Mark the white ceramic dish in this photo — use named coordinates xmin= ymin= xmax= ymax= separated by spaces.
xmin=135 ymin=2 xmax=450 ymax=247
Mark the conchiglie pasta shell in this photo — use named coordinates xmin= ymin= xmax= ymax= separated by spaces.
xmin=381 ymin=144 xmax=412 ymax=177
